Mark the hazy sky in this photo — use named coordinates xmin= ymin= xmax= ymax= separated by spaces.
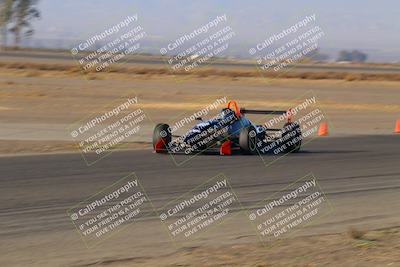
xmin=32 ymin=0 xmax=400 ymax=60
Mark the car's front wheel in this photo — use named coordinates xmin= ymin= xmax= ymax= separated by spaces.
xmin=239 ymin=126 xmax=258 ymax=154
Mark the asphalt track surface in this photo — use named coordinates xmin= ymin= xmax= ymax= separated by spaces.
xmin=1 ymin=135 xmax=400 ymax=240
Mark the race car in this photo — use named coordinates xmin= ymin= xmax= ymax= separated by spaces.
xmin=153 ymin=100 xmax=302 ymax=155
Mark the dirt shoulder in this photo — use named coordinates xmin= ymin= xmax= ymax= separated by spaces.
xmin=1 ymin=60 xmax=399 ymax=155
xmin=1 ymin=60 xmax=400 ymax=82
xmin=0 ymin=140 xmax=151 ymax=156
xmin=70 ymin=227 xmax=400 ymax=267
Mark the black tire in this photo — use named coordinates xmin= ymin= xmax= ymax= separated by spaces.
xmin=239 ymin=126 xmax=258 ymax=154
xmin=281 ymin=122 xmax=302 ymax=153
xmin=153 ymin=123 xmax=171 ymax=153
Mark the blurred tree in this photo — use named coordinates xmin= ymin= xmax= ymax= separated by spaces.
xmin=337 ymin=50 xmax=351 ymax=61
xmin=9 ymin=0 xmax=40 ymax=48
xmin=337 ymin=50 xmax=367 ymax=62
xmin=307 ymin=49 xmax=329 ymax=62
xmin=0 ymin=0 xmax=15 ymax=49
xmin=350 ymin=50 xmax=367 ymax=62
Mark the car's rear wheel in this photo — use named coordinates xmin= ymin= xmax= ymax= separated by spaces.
xmin=281 ymin=122 xmax=302 ymax=153
xmin=153 ymin=123 xmax=171 ymax=153
xmin=239 ymin=126 xmax=258 ymax=154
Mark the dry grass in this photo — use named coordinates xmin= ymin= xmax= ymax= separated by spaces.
xmin=348 ymin=227 xmax=366 ymax=239
xmin=1 ymin=61 xmax=400 ymax=81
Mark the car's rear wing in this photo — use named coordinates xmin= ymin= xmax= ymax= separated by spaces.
xmin=240 ymin=108 xmax=287 ymax=115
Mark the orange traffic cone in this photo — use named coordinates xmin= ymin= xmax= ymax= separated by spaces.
xmin=318 ymin=122 xmax=328 ymax=136
xmin=395 ymin=120 xmax=400 ymax=133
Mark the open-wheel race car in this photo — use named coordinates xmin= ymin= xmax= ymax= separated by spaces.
xmin=153 ymin=100 xmax=302 ymax=155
